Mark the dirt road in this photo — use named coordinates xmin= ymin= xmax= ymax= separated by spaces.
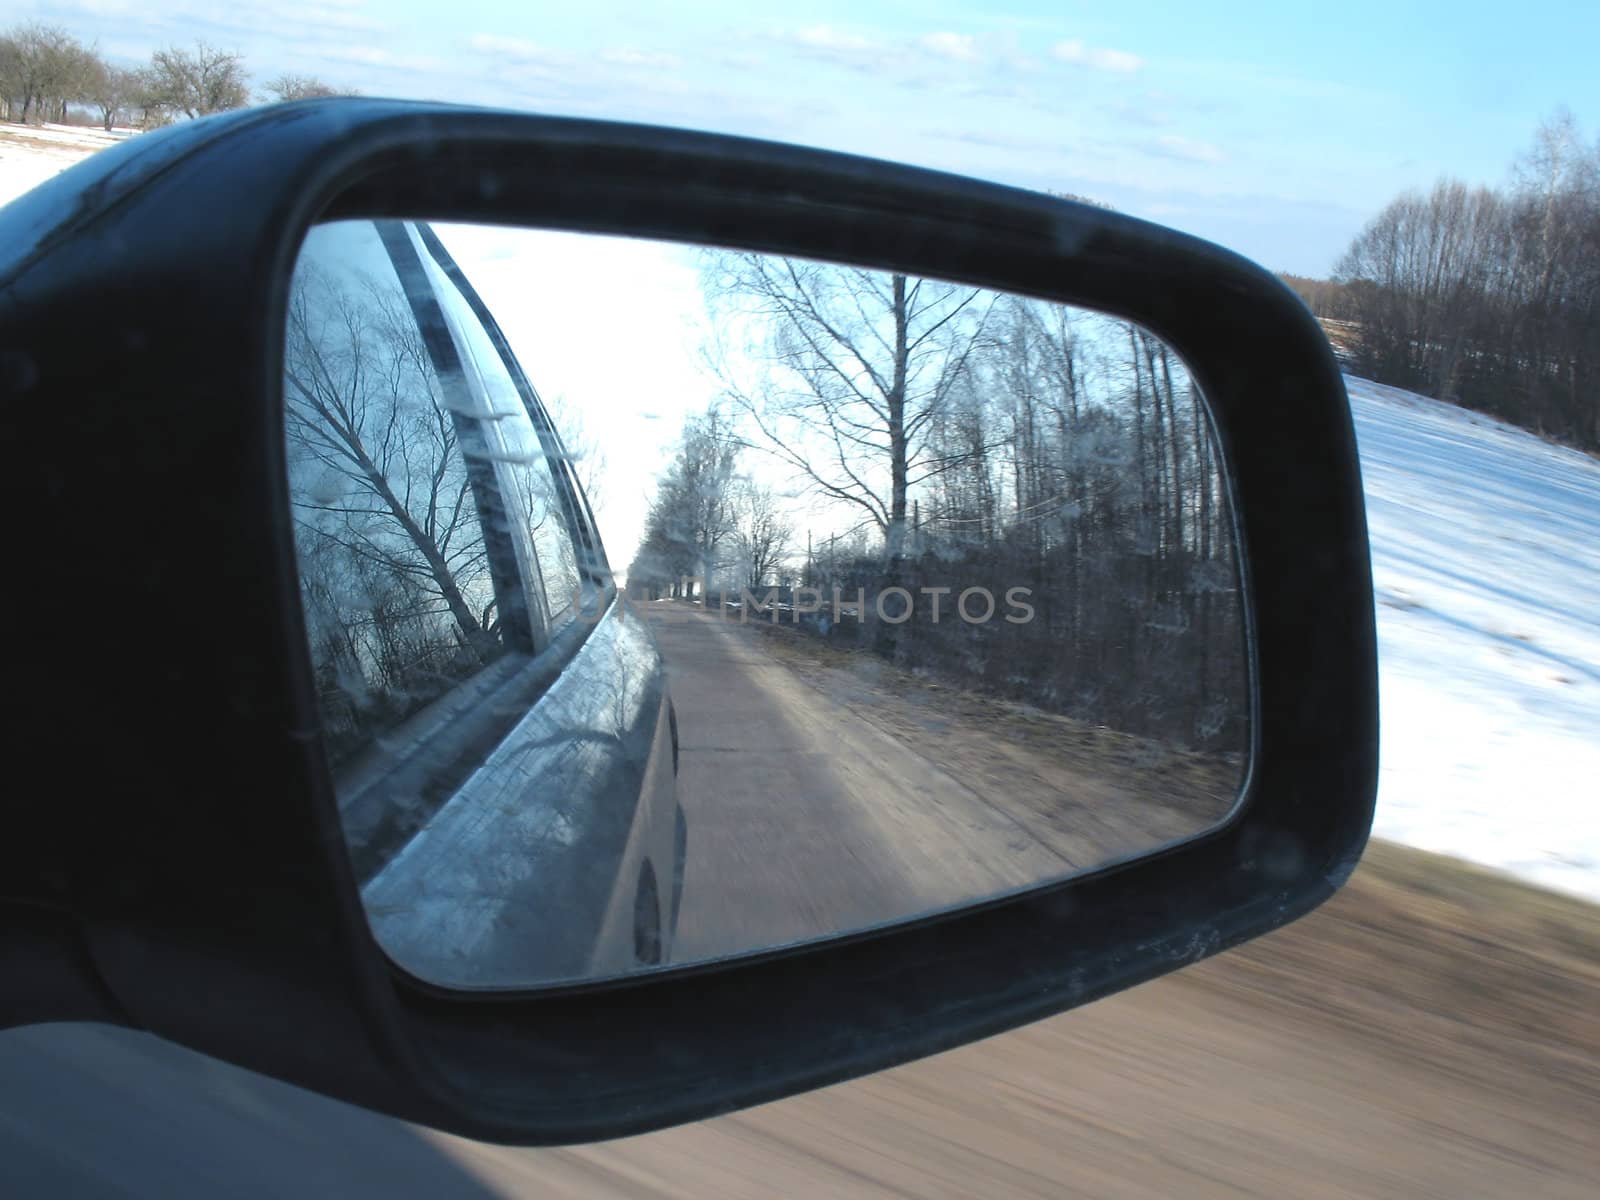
xmin=431 ymin=839 xmax=1600 ymax=1198
xmin=3 ymin=841 xmax=1592 ymax=1197
xmin=647 ymin=601 xmax=1237 ymax=964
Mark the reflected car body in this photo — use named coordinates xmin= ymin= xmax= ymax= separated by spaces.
xmin=360 ymin=609 xmax=683 ymax=986
xmin=288 ymin=218 xmax=684 ymax=986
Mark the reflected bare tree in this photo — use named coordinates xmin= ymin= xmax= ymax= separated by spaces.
xmin=284 ymin=260 xmax=502 ymax=763
xmin=628 ymin=407 xmax=742 ymax=598
xmin=703 ymin=253 xmax=994 ymax=561
xmin=735 ymin=481 xmax=795 ymax=588
xmin=690 ymin=260 xmax=1246 ymax=751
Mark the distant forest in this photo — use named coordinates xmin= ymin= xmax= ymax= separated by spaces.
xmin=1282 ymin=112 xmax=1599 ymax=452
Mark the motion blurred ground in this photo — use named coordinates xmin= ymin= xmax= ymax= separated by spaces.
xmin=431 ymin=840 xmax=1600 ymax=1197
xmin=6 ymin=841 xmax=1594 ymax=1197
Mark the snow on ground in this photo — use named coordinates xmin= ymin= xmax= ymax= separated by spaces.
xmin=0 ymin=122 xmax=115 ymax=200
xmin=1349 ymin=377 xmax=1600 ymax=900
xmin=0 ymin=132 xmax=1595 ymax=899
xmin=2 ymin=121 xmax=131 ymax=149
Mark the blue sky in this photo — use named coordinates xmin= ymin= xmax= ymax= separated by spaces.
xmin=22 ymin=0 xmax=1599 ymax=274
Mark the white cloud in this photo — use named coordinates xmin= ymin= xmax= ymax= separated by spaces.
xmin=601 ymin=48 xmax=682 ymax=70
xmin=52 ymin=0 xmax=138 ymax=14
xmin=467 ymin=34 xmax=569 ymax=67
xmin=1051 ymin=39 xmax=1143 ymax=74
xmin=926 ymin=128 xmax=1062 ymax=153
xmin=57 ymin=0 xmax=388 ymax=43
xmin=320 ymin=46 xmax=443 ymax=73
xmin=1147 ymin=134 xmax=1226 ymax=164
xmin=778 ymin=25 xmax=1003 ymax=78
xmin=918 ymin=32 xmax=981 ymax=63
xmin=773 ymin=24 xmax=898 ymax=74
xmin=1105 ymin=100 xmax=1173 ymax=128
xmin=717 ymin=50 xmax=765 ymax=70
xmin=791 ymin=25 xmax=876 ymax=54
xmin=269 ymin=2 xmax=386 ymax=35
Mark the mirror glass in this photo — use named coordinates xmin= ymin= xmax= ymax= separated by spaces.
xmin=283 ymin=219 xmax=1251 ymax=990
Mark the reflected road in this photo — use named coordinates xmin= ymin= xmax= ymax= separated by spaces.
xmin=646 ymin=600 xmax=1233 ymax=962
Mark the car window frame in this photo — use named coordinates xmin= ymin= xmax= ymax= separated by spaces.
xmin=414 ymin=223 xmax=617 ymax=602
xmin=293 ymin=217 xmax=619 ymax=881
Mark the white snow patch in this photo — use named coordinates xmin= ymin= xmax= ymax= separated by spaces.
xmin=6 ymin=122 xmax=132 ymax=150
xmin=1349 ymin=376 xmax=1600 ymax=901
xmin=0 ymin=123 xmax=104 ymax=205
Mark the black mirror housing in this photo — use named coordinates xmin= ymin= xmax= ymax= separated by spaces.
xmin=0 ymin=98 xmax=1376 ymax=1143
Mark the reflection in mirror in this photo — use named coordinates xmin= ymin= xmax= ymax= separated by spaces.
xmin=283 ymin=220 xmax=1251 ymax=990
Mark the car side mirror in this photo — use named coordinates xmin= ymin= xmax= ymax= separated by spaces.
xmin=0 ymin=98 xmax=1376 ymax=1145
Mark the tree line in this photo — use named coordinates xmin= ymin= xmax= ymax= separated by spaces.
xmin=630 ymin=254 xmax=1248 ymax=751
xmin=631 ymin=406 xmax=797 ymax=596
xmin=0 ymin=22 xmax=350 ymax=131
xmin=1287 ymin=111 xmax=1600 ymax=451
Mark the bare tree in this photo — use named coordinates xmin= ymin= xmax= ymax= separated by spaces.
xmin=262 ymin=72 xmax=351 ymax=103
xmin=903 ymin=297 xmax=1245 ymax=746
xmin=126 ymin=68 xmax=170 ymax=130
xmin=703 ymin=253 xmax=993 ymax=563
xmin=1278 ymin=273 xmax=1357 ymax=320
xmin=542 ymin=391 xmax=607 ymax=518
xmin=1336 ymin=178 xmax=1504 ymax=401
xmin=0 ymin=33 xmax=18 ymax=122
xmin=0 ymin=23 xmax=94 ymax=124
xmin=695 ymin=252 xmax=1245 ymax=744
xmin=283 ymin=259 xmax=498 ymax=661
xmin=146 ymin=42 xmax=249 ymax=119
xmin=56 ymin=39 xmax=102 ymax=123
xmin=629 ymin=407 xmax=741 ymax=597
xmin=85 ymin=60 xmax=139 ymax=131
xmin=1335 ymin=111 xmax=1600 ymax=448
xmin=735 ymin=481 xmax=794 ymax=588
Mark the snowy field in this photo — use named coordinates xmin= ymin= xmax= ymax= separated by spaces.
xmin=0 ymin=122 xmax=129 ymax=199
xmin=1350 ymin=378 xmax=1600 ymax=899
xmin=2 ymin=130 xmax=1596 ymax=900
